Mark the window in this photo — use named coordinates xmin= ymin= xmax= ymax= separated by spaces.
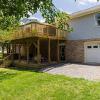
xmin=95 ymin=13 xmax=100 ymax=26
xmin=87 ymin=46 xmax=92 ymax=49
xmin=93 ymin=45 xmax=98 ymax=48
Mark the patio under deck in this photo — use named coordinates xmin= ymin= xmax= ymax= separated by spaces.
xmin=6 ymin=22 xmax=67 ymax=65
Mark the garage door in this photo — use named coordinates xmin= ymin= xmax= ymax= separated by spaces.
xmin=85 ymin=42 xmax=100 ymax=64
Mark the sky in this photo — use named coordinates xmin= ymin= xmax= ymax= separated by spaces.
xmin=32 ymin=0 xmax=100 ymax=21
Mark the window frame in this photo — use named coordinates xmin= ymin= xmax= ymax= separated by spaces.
xmin=95 ymin=13 xmax=100 ymax=26
xmin=87 ymin=46 xmax=92 ymax=49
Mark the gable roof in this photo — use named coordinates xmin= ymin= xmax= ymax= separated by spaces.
xmin=71 ymin=5 xmax=100 ymax=19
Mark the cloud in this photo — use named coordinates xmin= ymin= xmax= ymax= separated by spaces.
xmin=77 ymin=0 xmax=98 ymax=5
xmin=78 ymin=1 xmax=86 ymax=5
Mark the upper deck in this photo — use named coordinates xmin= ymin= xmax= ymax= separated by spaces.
xmin=12 ymin=22 xmax=68 ymax=40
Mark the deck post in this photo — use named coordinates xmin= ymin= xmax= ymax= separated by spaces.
xmin=26 ymin=43 xmax=29 ymax=63
xmin=48 ymin=38 xmax=51 ymax=63
xmin=37 ymin=38 xmax=40 ymax=64
xmin=7 ymin=44 xmax=10 ymax=54
xmin=2 ymin=44 xmax=4 ymax=59
xmin=8 ymin=44 xmax=11 ymax=54
xmin=57 ymin=40 xmax=60 ymax=63
xmin=12 ymin=44 xmax=14 ymax=61
xmin=6 ymin=44 xmax=9 ymax=55
xmin=13 ymin=44 xmax=15 ymax=55
xmin=14 ymin=44 xmax=16 ymax=54
xmin=18 ymin=44 xmax=21 ymax=62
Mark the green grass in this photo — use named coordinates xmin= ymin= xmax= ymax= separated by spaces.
xmin=0 ymin=68 xmax=100 ymax=100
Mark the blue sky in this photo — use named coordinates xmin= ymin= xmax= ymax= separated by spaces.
xmin=33 ymin=0 xmax=100 ymax=21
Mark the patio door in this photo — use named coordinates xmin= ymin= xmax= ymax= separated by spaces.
xmin=60 ymin=45 xmax=66 ymax=62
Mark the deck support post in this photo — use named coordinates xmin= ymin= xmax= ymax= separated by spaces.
xmin=8 ymin=44 xmax=11 ymax=54
xmin=2 ymin=44 xmax=4 ymax=59
xmin=57 ymin=40 xmax=60 ymax=63
xmin=37 ymin=39 xmax=40 ymax=64
xmin=12 ymin=44 xmax=14 ymax=61
xmin=14 ymin=44 xmax=16 ymax=54
xmin=6 ymin=44 xmax=9 ymax=55
xmin=18 ymin=44 xmax=21 ymax=62
xmin=26 ymin=43 xmax=29 ymax=63
xmin=48 ymin=38 xmax=51 ymax=63
xmin=12 ymin=44 xmax=16 ymax=55
xmin=8 ymin=44 xmax=10 ymax=54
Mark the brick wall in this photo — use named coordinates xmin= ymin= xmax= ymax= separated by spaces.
xmin=66 ymin=40 xmax=84 ymax=63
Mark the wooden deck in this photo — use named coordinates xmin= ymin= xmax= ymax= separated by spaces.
xmin=1 ymin=22 xmax=67 ymax=65
xmin=11 ymin=22 xmax=67 ymax=40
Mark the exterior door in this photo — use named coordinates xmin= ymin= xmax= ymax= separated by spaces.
xmin=60 ymin=45 xmax=66 ymax=62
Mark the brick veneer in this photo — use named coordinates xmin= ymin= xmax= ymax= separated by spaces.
xmin=66 ymin=39 xmax=100 ymax=63
xmin=66 ymin=40 xmax=85 ymax=63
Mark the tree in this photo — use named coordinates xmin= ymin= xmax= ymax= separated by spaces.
xmin=54 ymin=11 xmax=70 ymax=31
xmin=0 ymin=0 xmax=99 ymax=30
xmin=0 ymin=0 xmax=57 ymax=29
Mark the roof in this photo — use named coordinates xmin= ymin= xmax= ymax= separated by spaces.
xmin=71 ymin=5 xmax=100 ymax=19
xmin=20 ymin=20 xmax=57 ymax=28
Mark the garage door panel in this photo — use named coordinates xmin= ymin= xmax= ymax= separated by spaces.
xmin=85 ymin=43 xmax=100 ymax=63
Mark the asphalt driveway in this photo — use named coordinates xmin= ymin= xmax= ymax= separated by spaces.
xmin=42 ymin=63 xmax=100 ymax=81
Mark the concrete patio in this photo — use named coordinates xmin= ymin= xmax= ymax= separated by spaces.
xmin=42 ymin=63 xmax=100 ymax=81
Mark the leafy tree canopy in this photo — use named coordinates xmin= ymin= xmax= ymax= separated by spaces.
xmin=55 ymin=11 xmax=71 ymax=31
xmin=0 ymin=0 xmax=57 ymax=30
xmin=0 ymin=0 xmax=99 ymax=30
xmin=0 ymin=0 xmax=71 ymax=42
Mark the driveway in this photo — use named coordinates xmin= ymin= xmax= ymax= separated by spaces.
xmin=42 ymin=63 xmax=100 ymax=81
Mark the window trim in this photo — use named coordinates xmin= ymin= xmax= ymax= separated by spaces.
xmin=93 ymin=45 xmax=98 ymax=48
xmin=87 ymin=46 xmax=92 ymax=49
xmin=94 ymin=13 xmax=100 ymax=27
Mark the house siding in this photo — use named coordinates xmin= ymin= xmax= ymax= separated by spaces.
xmin=66 ymin=39 xmax=100 ymax=63
xmin=68 ymin=13 xmax=100 ymax=40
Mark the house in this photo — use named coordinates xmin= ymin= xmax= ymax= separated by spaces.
xmin=4 ymin=21 xmax=67 ymax=65
xmin=4 ymin=5 xmax=100 ymax=66
xmin=66 ymin=5 xmax=100 ymax=64
xmin=20 ymin=18 xmax=39 ymax=25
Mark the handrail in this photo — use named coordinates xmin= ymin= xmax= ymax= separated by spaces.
xmin=3 ymin=53 xmax=13 ymax=61
xmin=12 ymin=22 xmax=67 ymax=40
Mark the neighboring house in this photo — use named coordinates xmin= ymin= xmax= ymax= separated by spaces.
xmin=20 ymin=18 xmax=38 ymax=25
xmin=67 ymin=5 xmax=100 ymax=64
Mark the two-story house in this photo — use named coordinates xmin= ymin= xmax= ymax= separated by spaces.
xmin=66 ymin=5 xmax=100 ymax=64
xmin=4 ymin=5 xmax=100 ymax=66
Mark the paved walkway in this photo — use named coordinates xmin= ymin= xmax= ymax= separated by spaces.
xmin=42 ymin=63 xmax=100 ymax=81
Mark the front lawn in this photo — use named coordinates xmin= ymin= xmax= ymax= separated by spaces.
xmin=0 ymin=68 xmax=100 ymax=100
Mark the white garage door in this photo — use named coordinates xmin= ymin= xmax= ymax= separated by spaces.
xmin=85 ymin=42 xmax=100 ymax=64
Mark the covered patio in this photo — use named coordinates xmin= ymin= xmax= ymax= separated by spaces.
xmin=10 ymin=37 xmax=66 ymax=64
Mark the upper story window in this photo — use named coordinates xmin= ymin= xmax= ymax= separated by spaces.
xmin=95 ymin=13 xmax=100 ymax=26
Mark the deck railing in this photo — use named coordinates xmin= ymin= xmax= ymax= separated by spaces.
xmin=12 ymin=22 xmax=67 ymax=40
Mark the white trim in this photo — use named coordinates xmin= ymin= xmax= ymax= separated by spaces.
xmin=71 ymin=5 xmax=100 ymax=19
xmin=94 ymin=13 xmax=100 ymax=27
xmin=94 ymin=13 xmax=99 ymax=27
xmin=94 ymin=13 xmax=98 ymax=26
